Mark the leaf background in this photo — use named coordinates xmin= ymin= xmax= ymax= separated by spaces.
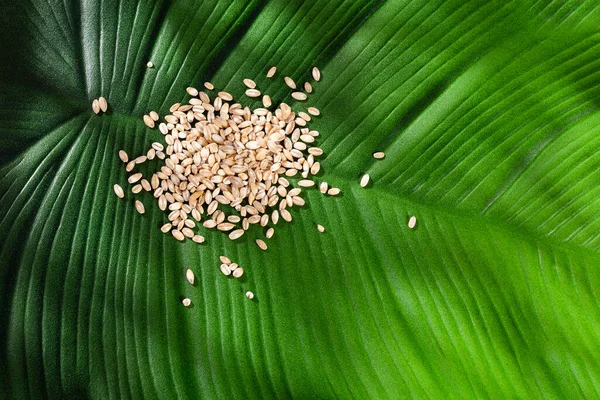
xmin=2 ymin=0 xmax=600 ymax=398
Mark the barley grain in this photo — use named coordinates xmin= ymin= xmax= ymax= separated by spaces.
xmin=192 ymin=235 xmax=205 ymax=243
xmin=182 ymin=298 xmax=191 ymax=307
xmin=307 ymin=107 xmax=320 ymax=116
xmin=113 ymin=184 xmax=124 ymax=198
xmin=135 ymin=200 xmax=145 ymax=214
xmin=172 ymin=230 xmax=185 ymax=241
xmin=327 ymin=188 xmax=340 ymax=196
xmin=266 ymin=227 xmax=274 ymax=238
xmin=147 ymin=61 xmax=153 ymax=68
xmin=298 ymin=180 xmax=314 ymax=187
xmin=186 ymin=87 xmax=198 ymax=96
xmin=143 ymin=115 xmax=155 ymax=128
xmin=128 ymin=173 xmax=142 ymax=183
xmin=220 ymin=255 xmax=231 ymax=264
xmin=204 ymin=82 xmax=214 ymax=90
xmin=118 ymin=150 xmax=129 ymax=163
xmin=132 ymin=184 xmax=142 ymax=194
xmin=256 ymin=239 xmax=267 ymax=250
xmin=150 ymin=111 xmax=159 ymax=121
xmin=312 ymin=67 xmax=321 ymax=81
xmin=304 ymin=82 xmax=313 ymax=93
xmin=92 ymin=99 xmax=100 ymax=114
xmin=292 ymin=92 xmax=307 ymax=101
xmin=360 ymin=174 xmax=370 ymax=187
xmin=229 ymin=229 xmax=245 ymax=240
xmin=320 ymin=181 xmax=328 ymax=193
xmin=98 ymin=97 xmax=108 ymax=112
xmin=262 ymin=95 xmax=271 ymax=108
xmin=243 ymin=78 xmax=256 ymax=89
xmin=220 ymin=264 xmax=232 ymax=276
xmin=232 ymin=268 xmax=244 ymax=278
xmin=408 ymin=216 xmax=417 ymax=229
xmin=245 ymin=89 xmax=261 ymax=98
xmin=267 ymin=66 xmax=277 ymax=78
xmin=186 ymin=269 xmax=195 ymax=284
xmin=373 ymin=152 xmax=385 ymax=159
xmin=246 ymin=291 xmax=254 ymax=299
xmin=317 ymin=224 xmax=325 ymax=232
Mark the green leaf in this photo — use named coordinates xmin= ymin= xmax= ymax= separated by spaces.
xmin=2 ymin=0 xmax=600 ymax=398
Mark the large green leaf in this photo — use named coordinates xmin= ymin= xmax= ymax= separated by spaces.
xmin=2 ymin=0 xmax=600 ymax=398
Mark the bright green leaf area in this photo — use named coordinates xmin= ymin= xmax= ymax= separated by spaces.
xmin=2 ymin=0 xmax=600 ymax=398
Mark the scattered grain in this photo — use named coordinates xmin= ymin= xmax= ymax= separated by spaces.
xmin=128 ymin=173 xmax=142 ymax=184
xmin=172 ymin=230 xmax=185 ymax=241
xmin=92 ymin=99 xmax=100 ymax=114
xmin=143 ymin=115 xmax=155 ymax=128
xmin=218 ymin=91 xmax=233 ymax=101
xmin=220 ymin=264 xmax=232 ymax=276
xmin=360 ymin=174 xmax=370 ymax=187
xmin=161 ymin=223 xmax=172 ymax=233
xmin=307 ymin=107 xmax=320 ymax=116
xmin=246 ymin=291 xmax=254 ymax=299
xmin=245 ymin=89 xmax=261 ymax=98
xmin=284 ymin=76 xmax=296 ymax=89
xmin=220 ymin=255 xmax=231 ymax=264
xmin=113 ymin=184 xmax=124 ymax=198
xmin=312 ymin=67 xmax=321 ymax=81
xmin=147 ymin=61 xmax=153 ymax=68
xmin=327 ymin=188 xmax=341 ymax=196
xmin=186 ymin=269 xmax=195 ymax=284
xmin=266 ymin=227 xmax=274 ymax=238
xmin=182 ymin=298 xmax=191 ymax=307
xmin=118 ymin=150 xmax=128 ymax=163
xmin=98 ymin=97 xmax=108 ymax=112
xmin=135 ymin=200 xmax=145 ymax=214
xmin=229 ymin=229 xmax=245 ymax=240
xmin=186 ymin=87 xmax=199 ymax=96
xmin=192 ymin=235 xmax=205 ymax=243
xmin=232 ymin=268 xmax=244 ymax=278
xmin=373 ymin=152 xmax=385 ymax=159
xmin=267 ymin=66 xmax=277 ymax=78
xmin=317 ymin=224 xmax=325 ymax=233
xmin=319 ymin=181 xmax=328 ymax=193
xmin=262 ymin=95 xmax=271 ymax=108
xmin=132 ymin=184 xmax=142 ymax=194
xmin=298 ymin=180 xmax=314 ymax=187
xmin=408 ymin=216 xmax=417 ymax=229
xmin=150 ymin=111 xmax=159 ymax=121
xmin=304 ymin=82 xmax=313 ymax=93
xmin=292 ymin=92 xmax=307 ymax=101
xmin=255 ymin=239 xmax=268 ymax=250
xmin=204 ymin=82 xmax=214 ymax=90
xmin=243 ymin=78 xmax=256 ymax=88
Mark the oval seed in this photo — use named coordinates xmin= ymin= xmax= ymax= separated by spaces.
xmin=298 ymin=180 xmax=314 ymax=187
xmin=131 ymin=184 xmax=142 ymax=194
xmin=192 ymin=235 xmax=205 ymax=243
xmin=327 ymin=188 xmax=341 ymax=196
xmin=292 ymin=92 xmax=307 ymax=101
xmin=266 ymin=227 xmax=274 ymax=238
xmin=408 ymin=216 xmax=417 ymax=229
xmin=150 ymin=111 xmax=159 ymax=121
xmin=161 ymin=223 xmax=172 ymax=233
xmin=304 ymin=82 xmax=313 ymax=93
xmin=182 ymin=298 xmax=191 ymax=307
xmin=147 ymin=61 xmax=153 ymax=68
xmin=373 ymin=152 xmax=385 ymax=159
xmin=317 ymin=224 xmax=325 ymax=233
xmin=186 ymin=87 xmax=199 ymax=96
xmin=118 ymin=150 xmax=129 ymax=163
xmin=128 ymin=173 xmax=142 ymax=183
xmin=319 ymin=181 xmax=328 ymax=193
xmin=172 ymin=230 xmax=185 ymax=241
xmin=229 ymin=229 xmax=245 ymax=240
xmin=143 ymin=114 xmax=155 ymax=128
xmin=246 ymin=291 xmax=254 ymax=299
xmin=229 ymin=263 xmax=238 ymax=271
xmin=186 ymin=269 xmax=195 ymax=285
xmin=92 ymin=99 xmax=100 ymax=114
xmin=135 ymin=200 xmax=145 ymax=214
xmin=113 ymin=184 xmax=124 ymax=198
xmin=262 ymin=95 xmax=272 ymax=108
xmin=98 ymin=96 xmax=108 ymax=112
xmin=266 ymin=66 xmax=277 ymax=78
xmin=307 ymin=107 xmax=320 ymax=116
xmin=219 ymin=255 xmax=231 ymax=265
xmin=312 ymin=66 xmax=321 ymax=81
xmin=232 ymin=268 xmax=244 ymax=278
xmin=255 ymin=239 xmax=268 ymax=251
xmin=243 ymin=78 xmax=256 ymax=89
xmin=245 ymin=89 xmax=261 ymax=98
xmin=284 ymin=76 xmax=296 ymax=89
xmin=220 ymin=264 xmax=231 ymax=276
xmin=204 ymin=82 xmax=214 ymax=90
xmin=360 ymin=174 xmax=370 ymax=187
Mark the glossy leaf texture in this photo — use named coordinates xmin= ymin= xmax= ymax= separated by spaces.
xmin=2 ymin=0 xmax=600 ymax=398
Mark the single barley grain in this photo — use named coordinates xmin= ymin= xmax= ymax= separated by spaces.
xmin=245 ymin=89 xmax=261 ymax=98
xmin=292 ymin=92 xmax=307 ymax=101
xmin=320 ymin=181 xmax=328 ymax=193
xmin=408 ymin=216 xmax=417 ymax=229
xmin=262 ymin=95 xmax=272 ymax=107
xmin=99 ymin=97 xmax=108 ymax=112
xmin=135 ymin=200 xmax=145 ymax=214
xmin=218 ymin=91 xmax=233 ymax=101
xmin=256 ymin=239 xmax=268 ymax=250
xmin=284 ymin=76 xmax=296 ymax=89
xmin=132 ymin=184 xmax=142 ymax=194
xmin=141 ymin=179 xmax=151 ymax=192
xmin=182 ymin=298 xmax=191 ymax=307
xmin=280 ymin=209 xmax=292 ymax=222
xmin=220 ymin=264 xmax=232 ymax=276
xmin=143 ymin=115 xmax=155 ymax=128
xmin=186 ymin=87 xmax=198 ymax=96
xmin=150 ymin=111 xmax=159 ymax=121
xmin=317 ymin=224 xmax=325 ymax=233
xmin=243 ymin=78 xmax=256 ymax=89
xmin=327 ymin=188 xmax=341 ymax=196
xmin=113 ymin=184 xmax=124 ymax=198
xmin=125 ymin=160 xmax=135 ymax=172
xmin=307 ymin=107 xmax=320 ymax=116
xmin=204 ymin=82 xmax=214 ymax=90
xmin=192 ymin=235 xmax=205 ymax=243
xmin=232 ymin=268 xmax=244 ymax=278
xmin=373 ymin=152 xmax=385 ymax=159
xmin=172 ymin=230 xmax=185 ymax=241
xmin=186 ymin=269 xmax=195 ymax=284
xmin=220 ymin=255 xmax=231 ymax=264
xmin=304 ymin=82 xmax=313 ymax=93
xmin=135 ymin=155 xmax=147 ymax=164
xmin=147 ymin=61 xmax=153 ymax=68
xmin=128 ymin=173 xmax=142 ymax=183
xmin=229 ymin=229 xmax=245 ymax=240
xmin=266 ymin=227 xmax=274 ymax=238
xmin=298 ymin=179 xmax=314 ymax=187
xmin=118 ymin=150 xmax=129 ymax=163
xmin=360 ymin=174 xmax=370 ymax=187
xmin=312 ymin=67 xmax=321 ymax=81
xmin=161 ymin=223 xmax=172 ymax=233
xmin=267 ymin=66 xmax=277 ymax=78
xmin=246 ymin=291 xmax=254 ymax=299
xmin=92 ymin=99 xmax=100 ymax=114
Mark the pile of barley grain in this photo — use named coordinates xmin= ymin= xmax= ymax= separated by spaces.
xmin=114 ymin=66 xmax=342 ymax=249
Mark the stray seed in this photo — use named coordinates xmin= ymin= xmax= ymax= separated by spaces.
xmin=220 ymin=264 xmax=232 ymax=276
xmin=327 ymin=188 xmax=341 ymax=196
xmin=131 ymin=184 xmax=142 ymax=194
xmin=373 ymin=152 xmax=385 ymax=159
xmin=229 ymin=263 xmax=238 ymax=271
xmin=304 ymin=82 xmax=313 ymax=93
xmin=307 ymin=107 xmax=320 ymax=116
xmin=312 ymin=67 xmax=321 ymax=81
xmin=204 ymin=82 xmax=214 ymax=90
xmin=317 ymin=224 xmax=325 ymax=233
xmin=266 ymin=66 xmax=277 ymax=78
xmin=292 ymin=92 xmax=307 ymax=101
xmin=192 ymin=235 xmax=205 ymax=243
xmin=298 ymin=180 xmax=314 ymax=187
xmin=218 ymin=91 xmax=233 ymax=101
xmin=143 ymin=115 xmax=155 ymax=128
xmin=232 ymin=268 xmax=244 ymax=278
xmin=360 ymin=174 xmax=370 ymax=187
xmin=408 ymin=216 xmax=417 ymax=229
xmin=186 ymin=87 xmax=199 ymax=96
xmin=161 ymin=223 xmax=172 ymax=233
xmin=149 ymin=111 xmax=159 ymax=121
xmin=128 ymin=173 xmax=142 ymax=183
xmin=172 ymin=230 xmax=185 ymax=241
xmin=229 ymin=229 xmax=245 ymax=240
xmin=245 ymin=89 xmax=261 ymax=98
xmin=182 ymin=298 xmax=191 ymax=307
xmin=262 ymin=95 xmax=271 ymax=108
xmin=147 ymin=61 xmax=153 ymax=68
xmin=113 ymin=184 xmax=124 ymax=198
xmin=135 ymin=200 xmax=145 ymax=214
xmin=98 ymin=97 xmax=108 ymax=112
xmin=284 ymin=76 xmax=296 ymax=89
xmin=243 ymin=78 xmax=256 ymax=89
xmin=92 ymin=99 xmax=100 ymax=114
xmin=125 ymin=160 xmax=135 ymax=172
xmin=266 ymin=227 xmax=274 ymax=238
xmin=219 ymin=255 xmax=231 ymax=265
xmin=118 ymin=150 xmax=129 ymax=163
xmin=319 ymin=181 xmax=328 ymax=193
xmin=186 ymin=269 xmax=195 ymax=285
xmin=246 ymin=291 xmax=254 ymax=299
xmin=255 ymin=239 xmax=267 ymax=251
